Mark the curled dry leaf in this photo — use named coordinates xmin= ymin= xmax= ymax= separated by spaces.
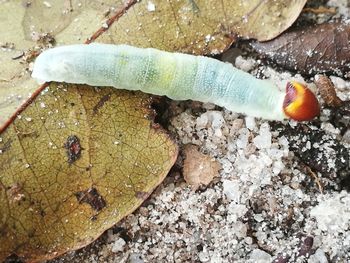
xmin=98 ymin=0 xmax=307 ymax=54
xmin=183 ymin=144 xmax=221 ymax=190
xmin=251 ymin=22 xmax=350 ymax=77
xmin=0 ymin=84 xmax=178 ymax=262
xmin=314 ymin=75 xmax=343 ymax=107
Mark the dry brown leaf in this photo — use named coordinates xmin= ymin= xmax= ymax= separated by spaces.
xmin=183 ymin=144 xmax=221 ymax=190
xmin=314 ymin=75 xmax=343 ymax=107
xmin=0 ymin=84 xmax=178 ymax=262
xmin=97 ymin=0 xmax=307 ymax=54
xmin=251 ymin=22 xmax=350 ymax=77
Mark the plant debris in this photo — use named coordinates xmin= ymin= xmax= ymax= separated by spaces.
xmin=315 ymin=75 xmax=343 ymax=107
xmin=183 ymin=144 xmax=221 ymax=190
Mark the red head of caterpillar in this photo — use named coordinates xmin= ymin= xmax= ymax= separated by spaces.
xmin=283 ymin=81 xmax=320 ymax=121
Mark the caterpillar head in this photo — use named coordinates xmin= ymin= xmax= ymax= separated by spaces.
xmin=283 ymin=81 xmax=320 ymax=121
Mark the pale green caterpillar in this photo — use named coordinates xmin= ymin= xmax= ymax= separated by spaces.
xmin=32 ymin=44 xmax=320 ymax=121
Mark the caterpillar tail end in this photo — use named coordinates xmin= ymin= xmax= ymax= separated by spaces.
xmin=283 ymin=81 xmax=320 ymax=121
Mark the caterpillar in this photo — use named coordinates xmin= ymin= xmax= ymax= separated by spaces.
xmin=31 ymin=43 xmax=320 ymax=121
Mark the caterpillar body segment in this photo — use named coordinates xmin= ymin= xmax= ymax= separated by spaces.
xmin=32 ymin=43 xmax=319 ymax=121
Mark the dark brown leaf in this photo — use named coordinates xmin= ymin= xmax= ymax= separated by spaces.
xmin=251 ymin=22 xmax=350 ymax=77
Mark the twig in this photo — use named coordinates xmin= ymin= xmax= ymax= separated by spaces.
xmin=305 ymin=166 xmax=324 ymax=194
xmin=303 ymin=6 xmax=337 ymax=15
xmin=85 ymin=0 xmax=137 ymax=44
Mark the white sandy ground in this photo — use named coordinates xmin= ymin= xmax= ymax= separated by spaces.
xmin=51 ymin=1 xmax=349 ymax=263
